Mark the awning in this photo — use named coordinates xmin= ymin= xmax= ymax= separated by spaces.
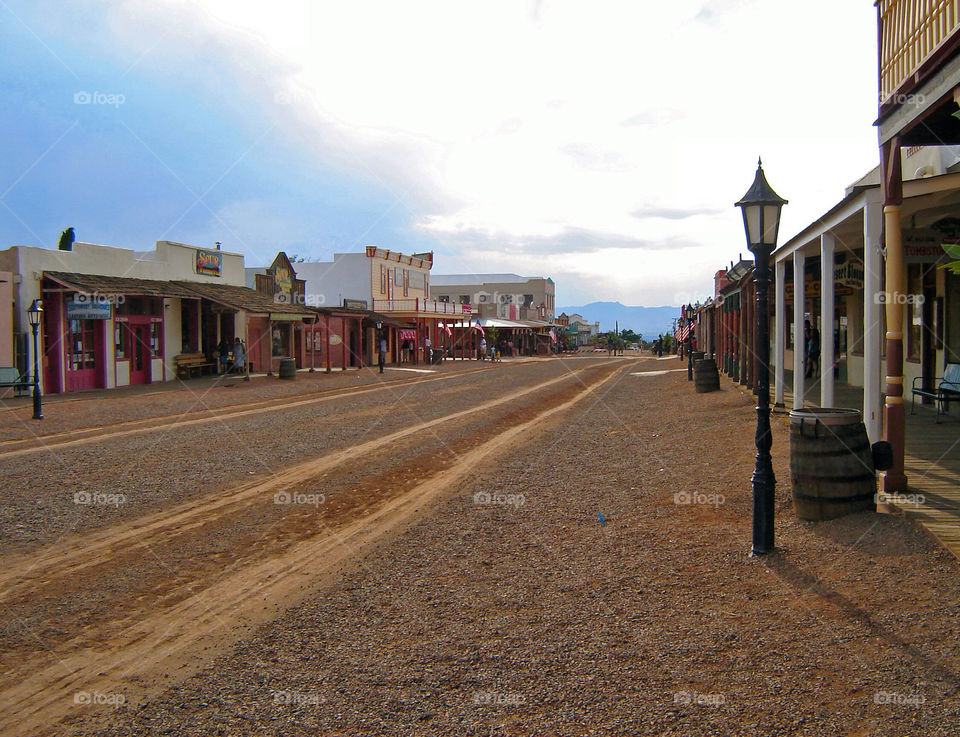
xmin=477 ymin=317 xmax=529 ymax=329
xmin=175 ymin=281 xmax=314 ymax=317
xmin=44 ymin=272 xmax=200 ymax=299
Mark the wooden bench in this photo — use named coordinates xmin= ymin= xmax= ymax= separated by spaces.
xmin=0 ymin=367 xmax=31 ymax=396
xmin=174 ymin=353 xmax=217 ymax=379
xmin=912 ymin=363 xmax=960 ymax=423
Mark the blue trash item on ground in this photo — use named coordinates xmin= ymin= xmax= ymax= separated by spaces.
xmin=597 ymin=513 xmax=606 ymax=526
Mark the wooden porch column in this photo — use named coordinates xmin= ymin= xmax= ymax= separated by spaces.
xmin=820 ymin=233 xmax=836 ymax=408
xmin=863 ymin=198 xmax=883 ymax=443
xmin=881 ymin=135 xmax=908 ymax=492
xmin=792 ymin=252 xmax=806 ymax=409
xmin=341 ymin=318 xmax=347 ymax=371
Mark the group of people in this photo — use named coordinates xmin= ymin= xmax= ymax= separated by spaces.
xmin=216 ymin=337 xmax=247 ymax=375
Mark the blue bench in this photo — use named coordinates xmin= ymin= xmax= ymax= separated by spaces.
xmin=912 ymin=363 xmax=960 ymax=423
xmin=0 ymin=367 xmax=31 ymax=397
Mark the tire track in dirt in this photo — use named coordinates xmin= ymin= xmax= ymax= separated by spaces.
xmin=0 ymin=361 xmax=628 ymax=602
xmin=0 ymin=362 xmax=630 ymax=737
xmin=0 ymin=365 xmax=502 ymax=458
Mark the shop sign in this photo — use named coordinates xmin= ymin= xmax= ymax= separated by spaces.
xmin=196 ymin=249 xmax=222 ymax=276
xmin=66 ymin=297 xmax=111 ymax=320
xmin=343 ymin=298 xmax=367 ymax=310
xmin=398 ymin=329 xmax=417 ymax=340
xmin=329 ymin=334 xmax=343 ymax=346
xmin=274 ymin=265 xmax=292 ymax=292
xmin=903 ymin=229 xmax=950 ymax=263
xmin=270 ymin=312 xmax=303 ymax=321
xmin=834 ymin=259 xmax=864 ymax=290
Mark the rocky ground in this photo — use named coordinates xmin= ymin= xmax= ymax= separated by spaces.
xmin=4 ymin=354 xmax=959 ymax=735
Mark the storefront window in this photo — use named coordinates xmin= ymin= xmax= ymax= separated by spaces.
xmin=272 ymin=324 xmax=291 ymax=357
xmin=115 ymin=323 xmax=128 ymax=359
xmin=150 ymin=322 xmax=162 ymax=357
xmin=907 ymin=264 xmax=922 ymax=361
xmin=69 ymin=319 xmax=97 ymax=370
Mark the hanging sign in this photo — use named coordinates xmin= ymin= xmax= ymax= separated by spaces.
xmin=834 ymin=258 xmax=864 ymax=289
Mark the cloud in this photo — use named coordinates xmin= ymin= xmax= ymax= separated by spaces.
xmin=631 ymin=205 xmax=724 ymax=220
xmin=425 ymin=225 xmax=699 ymax=256
xmin=621 ymin=108 xmax=684 ymax=127
xmin=558 ymin=143 xmax=633 ymax=173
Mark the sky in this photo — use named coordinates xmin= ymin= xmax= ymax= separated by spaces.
xmin=0 ymin=0 xmax=881 ymax=307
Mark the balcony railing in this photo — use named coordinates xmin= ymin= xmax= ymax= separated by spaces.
xmin=879 ymin=0 xmax=960 ymax=105
xmin=373 ymin=298 xmax=472 ymax=315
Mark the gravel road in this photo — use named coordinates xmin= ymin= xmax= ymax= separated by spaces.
xmin=39 ymin=357 xmax=960 ymax=736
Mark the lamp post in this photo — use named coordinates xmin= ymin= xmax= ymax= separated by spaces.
xmin=735 ymin=158 xmax=787 ymax=556
xmin=27 ymin=299 xmax=43 ymax=420
xmin=686 ymin=304 xmax=694 ymax=381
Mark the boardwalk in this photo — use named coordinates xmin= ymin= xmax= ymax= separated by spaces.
xmin=771 ymin=369 xmax=960 ymax=558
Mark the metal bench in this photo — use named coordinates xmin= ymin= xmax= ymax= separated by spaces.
xmin=911 ymin=363 xmax=960 ymax=423
xmin=174 ymin=353 xmax=217 ymax=379
xmin=0 ymin=367 xmax=31 ymax=397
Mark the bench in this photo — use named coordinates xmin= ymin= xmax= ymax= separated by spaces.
xmin=912 ymin=363 xmax=960 ymax=423
xmin=174 ymin=353 xmax=217 ymax=379
xmin=0 ymin=367 xmax=31 ymax=397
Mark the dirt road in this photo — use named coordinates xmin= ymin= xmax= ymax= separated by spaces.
xmin=0 ymin=356 xmax=631 ymax=736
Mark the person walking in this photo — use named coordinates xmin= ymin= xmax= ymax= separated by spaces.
xmin=806 ymin=322 xmax=821 ymax=379
xmin=232 ymin=337 xmax=245 ymax=374
xmin=424 ymin=335 xmax=432 ymax=364
xmin=217 ymin=338 xmax=230 ymax=375
xmin=657 ymin=335 xmax=663 ymax=357
xmin=479 ymin=336 xmax=487 ymax=360
xmin=378 ymin=335 xmax=387 ymax=373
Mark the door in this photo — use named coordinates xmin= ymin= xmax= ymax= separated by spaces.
xmin=128 ymin=324 xmax=150 ymax=385
xmin=64 ymin=319 xmax=104 ymax=392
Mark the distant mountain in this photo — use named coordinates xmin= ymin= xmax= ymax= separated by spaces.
xmin=557 ymin=301 xmax=676 ymax=338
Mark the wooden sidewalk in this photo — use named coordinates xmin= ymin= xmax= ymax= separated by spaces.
xmin=745 ymin=370 xmax=960 ymax=558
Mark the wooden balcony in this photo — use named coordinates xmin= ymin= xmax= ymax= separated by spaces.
xmin=372 ymin=298 xmax=472 ymax=316
xmin=879 ymin=0 xmax=960 ymax=108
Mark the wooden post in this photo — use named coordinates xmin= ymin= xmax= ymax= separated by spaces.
xmin=325 ymin=313 xmax=331 ymax=373
xmin=881 ymin=135 xmax=907 ymax=492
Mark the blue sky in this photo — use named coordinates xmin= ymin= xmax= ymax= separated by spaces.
xmin=0 ymin=1 xmax=881 ymax=306
xmin=0 ymin=1 xmax=430 ymax=263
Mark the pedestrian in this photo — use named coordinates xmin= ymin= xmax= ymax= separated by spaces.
xmin=657 ymin=335 xmax=663 ymax=357
xmin=803 ymin=320 xmax=812 ymax=378
xmin=806 ymin=321 xmax=820 ymax=378
xmin=232 ymin=337 xmax=245 ymax=374
xmin=424 ymin=335 xmax=432 ymax=364
xmin=378 ymin=335 xmax=387 ymax=373
xmin=479 ymin=336 xmax=487 ymax=360
xmin=217 ymin=338 xmax=230 ymax=375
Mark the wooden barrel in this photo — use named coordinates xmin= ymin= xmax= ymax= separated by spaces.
xmin=278 ymin=357 xmax=297 ymax=380
xmin=789 ymin=408 xmax=876 ymax=521
xmin=692 ymin=351 xmax=705 ymax=362
xmin=694 ymin=358 xmax=720 ymax=393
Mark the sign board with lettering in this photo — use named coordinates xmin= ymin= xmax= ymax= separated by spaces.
xmin=343 ymin=298 xmax=367 ymax=310
xmin=66 ymin=297 xmax=111 ymax=320
xmin=196 ymin=249 xmax=222 ymax=276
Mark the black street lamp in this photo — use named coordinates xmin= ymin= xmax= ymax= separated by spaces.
xmin=686 ymin=304 xmax=694 ymax=381
xmin=27 ymin=299 xmax=43 ymax=420
xmin=735 ymin=159 xmax=787 ymax=556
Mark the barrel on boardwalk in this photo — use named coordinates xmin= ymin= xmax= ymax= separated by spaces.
xmin=278 ymin=357 xmax=297 ymax=380
xmin=694 ymin=358 xmax=720 ymax=393
xmin=692 ymin=350 xmax=705 ymax=362
xmin=789 ymin=408 xmax=876 ymax=521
